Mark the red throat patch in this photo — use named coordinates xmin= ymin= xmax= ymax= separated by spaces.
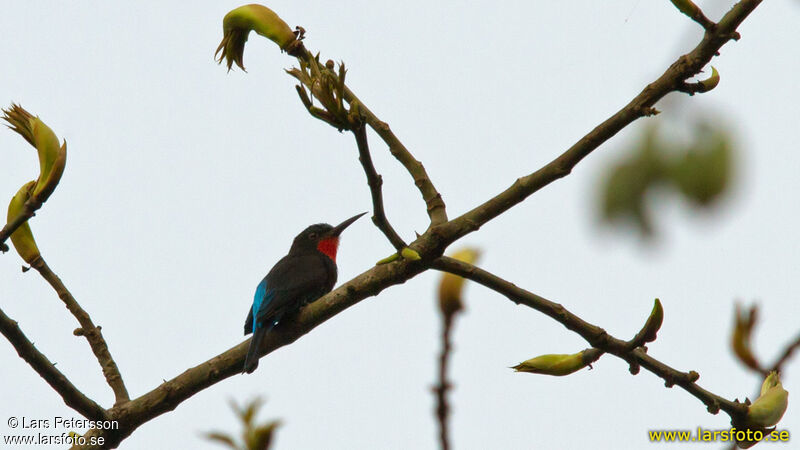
xmin=317 ymin=237 xmax=340 ymax=261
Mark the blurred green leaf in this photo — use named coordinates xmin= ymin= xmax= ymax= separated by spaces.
xmin=599 ymin=119 xmax=735 ymax=237
xmin=669 ymin=124 xmax=732 ymax=206
xmin=205 ymin=398 xmax=280 ymax=450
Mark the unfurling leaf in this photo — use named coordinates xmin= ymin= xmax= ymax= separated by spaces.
xmin=204 ymin=432 xmax=238 ymax=449
xmin=246 ymin=422 xmax=280 ymax=450
xmin=7 ymin=181 xmax=40 ymax=264
xmin=206 ymin=398 xmax=280 ymax=450
xmin=731 ymin=304 xmax=760 ymax=371
xmin=2 ymin=104 xmax=67 ymax=203
xmin=215 ymin=4 xmax=298 ymax=71
xmin=512 ymin=348 xmax=603 ymax=376
xmin=747 ymin=371 xmax=789 ymax=427
xmin=438 ymin=248 xmax=481 ymax=317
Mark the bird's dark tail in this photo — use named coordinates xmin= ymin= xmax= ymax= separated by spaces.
xmin=243 ymin=327 xmax=266 ymax=374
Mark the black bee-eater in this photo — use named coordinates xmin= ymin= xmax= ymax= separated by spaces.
xmin=243 ymin=212 xmax=366 ymax=373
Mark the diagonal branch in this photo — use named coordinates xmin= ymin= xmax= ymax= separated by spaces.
xmin=352 ymin=124 xmax=407 ymax=250
xmin=0 ymin=307 xmax=106 ymax=420
xmin=30 ymin=256 xmax=130 ymax=405
xmin=431 ymin=256 xmax=749 ymax=420
xmin=432 ymin=0 xmax=762 ymax=246
xmin=84 ymin=257 xmax=428 ymax=447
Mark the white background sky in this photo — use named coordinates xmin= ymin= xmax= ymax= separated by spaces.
xmin=1 ymin=1 xmax=798 ymax=449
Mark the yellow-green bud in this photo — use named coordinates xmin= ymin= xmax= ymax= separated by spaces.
xmin=438 ymin=248 xmax=480 ymax=316
xmin=513 ymin=349 xmax=602 ymax=376
xmin=747 ymin=371 xmax=788 ymax=427
xmin=698 ymin=66 xmax=720 ymax=92
xmin=215 ymin=4 xmax=297 ymax=71
xmin=375 ymin=252 xmax=400 ymax=265
xmin=7 ymin=181 xmax=41 ymax=264
xmin=670 ymin=0 xmax=702 ymax=19
xmin=400 ymin=247 xmax=421 ymax=261
xmin=629 ymin=299 xmax=664 ymax=347
xmin=376 ymin=247 xmax=422 ymax=265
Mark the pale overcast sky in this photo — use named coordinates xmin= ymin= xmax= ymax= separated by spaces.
xmin=1 ymin=1 xmax=798 ymax=449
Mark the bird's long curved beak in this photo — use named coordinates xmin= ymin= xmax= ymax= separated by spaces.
xmin=329 ymin=212 xmax=367 ymax=237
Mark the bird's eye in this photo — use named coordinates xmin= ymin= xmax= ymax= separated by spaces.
xmin=309 ymin=232 xmax=317 ymax=239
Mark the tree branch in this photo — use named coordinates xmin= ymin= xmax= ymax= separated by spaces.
xmin=431 ymin=256 xmax=749 ymax=419
xmin=30 ymin=257 xmax=129 ymax=405
xmin=432 ymin=0 xmax=762 ymax=246
xmin=343 ymin=84 xmax=448 ymax=228
xmin=352 ymin=124 xmax=407 ymax=250
xmin=293 ymin=48 xmax=448 ymax=228
xmin=19 ymin=2 xmax=770 ymax=447
xmin=78 ymin=257 xmax=428 ymax=447
xmin=0 ymin=307 xmax=106 ymax=420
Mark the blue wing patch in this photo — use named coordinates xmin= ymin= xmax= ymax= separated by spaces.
xmin=252 ymin=278 xmax=276 ymax=331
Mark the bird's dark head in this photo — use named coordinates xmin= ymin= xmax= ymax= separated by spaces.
xmin=290 ymin=212 xmax=367 ymax=261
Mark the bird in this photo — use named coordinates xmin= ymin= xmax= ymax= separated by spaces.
xmin=243 ymin=212 xmax=366 ymax=373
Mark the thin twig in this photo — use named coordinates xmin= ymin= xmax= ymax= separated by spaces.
xmin=0 ymin=307 xmax=107 ymax=420
xmin=294 ymin=48 xmax=448 ymax=228
xmin=30 ymin=256 xmax=130 ymax=405
xmin=434 ymin=312 xmax=455 ymax=450
xmin=343 ymin=85 xmax=448 ymax=228
xmin=352 ymin=124 xmax=407 ymax=250
xmin=431 ymin=256 xmax=749 ymax=420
